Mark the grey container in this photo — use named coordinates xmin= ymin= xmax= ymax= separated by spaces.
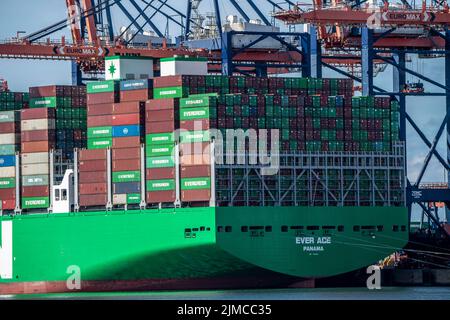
xmin=21 ymin=152 xmax=49 ymax=165
xmin=0 ymin=111 xmax=19 ymax=123
xmin=21 ymin=119 xmax=55 ymax=131
xmin=22 ymin=174 xmax=49 ymax=186
xmin=113 ymin=182 xmax=141 ymax=194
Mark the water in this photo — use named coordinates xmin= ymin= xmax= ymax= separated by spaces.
xmin=3 ymin=287 xmax=450 ymax=300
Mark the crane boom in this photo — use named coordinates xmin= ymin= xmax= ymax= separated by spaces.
xmin=66 ymin=0 xmax=83 ymax=44
xmin=81 ymin=0 xmax=99 ymax=43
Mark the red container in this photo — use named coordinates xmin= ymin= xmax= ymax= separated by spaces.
xmin=146 ymin=98 xmax=179 ymax=111
xmin=180 ymin=154 xmax=211 ymax=166
xmin=180 ymin=165 xmax=211 ymax=178
xmin=146 ymin=109 xmax=176 ymax=122
xmin=146 ymin=190 xmax=176 ymax=203
xmin=78 ymin=149 xmax=107 ymax=161
xmin=112 ymin=147 xmax=141 ymax=160
xmin=181 ymin=189 xmax=211 ymax=202
xmin=21 ymin=141 xmax=54 ymax=153
xmin=29 ymin=85 xmax=61 ymax=98
xmin=87 ymin=103 xmax=114 ymax=116
xmin=145 ymin=121 xmax=175 ymax=134
xmin=153 ymin=75 xmax=185 ymax=88
xmin=180 ymin=142 xmax=210 ymax=155
xmin=87 ymin=115 xmax=112 ymax=127
xmin=79 ymin=159 xmax=107 ymax=172
xmin=180 ymin=119 xmax=210 ymax=131
xmin=112 ymin=113 xmax=140 ymax=126
xmin=146 ymin=168 xmax=175 ymax=180
xmin=22 ymin=186 xmax=49 ymax=197
xmin=21 ymin=130 xmax=55 ymax=142
xmin=112 ymin=136 xmax=141 ymax=149
xmin=0 ymin=122 xmax=19 ymax=134
xmin=79 ymin=171 xmax=107 ymax=183
xmin=79 ymin=194 xmax=107 ymax=206
xmin=113 ymin=102 xmax=145 ymax=114
xmin=0 ymin=188 xmax=15 ymax=200
xmin=120 ymin=89 xmax=151 ymax=102
xmin=21 ymin=108 xmax=55 ymax=120
xmin=112 ymin=159 xmax=140 ymax=171
xmin=87 ymin=92 xmax=119 ymax=105
xmin=79 ymin=183 xmax=107 ymax=195
xmin=1 ymin=199 xmax=15 ymax=210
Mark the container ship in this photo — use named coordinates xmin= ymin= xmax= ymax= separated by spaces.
xmin=0 ymin=56 xmax=408 ymax=294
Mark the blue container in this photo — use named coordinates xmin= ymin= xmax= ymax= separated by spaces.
xmin=0 ymin=155 xmax=15 ymax=167
xmin=112 ymin=125 xmax=140 ymax=138
xmin=120 ymin=79 xmax=152 ymax=91
xmin=113 ymin=182 xmax=141 ymax=194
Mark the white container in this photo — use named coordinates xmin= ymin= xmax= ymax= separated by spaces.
xmin=0 ymin=166 xmax=15 ymax=178
xmin=21 ymin=119 xmax=55 ymax=131
xmin=21 ymin=152 xmax=49 ymax=165
xmin=0 ymin=133 xmax=19 ymax=145
xmin=160 ymin=56 xmax=208 ymax=76
xmin=113 ymin=194 xmax=127 ymax=204
xmin=105 ymin=56 xmax=154 ymax=81
xmin=22 ymin=163 xmax=49 ymax=176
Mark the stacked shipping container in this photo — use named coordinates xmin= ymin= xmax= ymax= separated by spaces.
xmin=20 ymin=108 xmax=55 ymax=209
xmin=78 ymin=149 xmax=108 ymax=207
xmin=29 ymin=85 xmax=87 ymax=160
xmin=179 ymin=95 xmax=214 ymax=202
xmin=145 ymin=98 xmax=178 ymax=204
xmin=111 ymin=101 xmax=145 ymax=205
xmin=0 ymin=111 xmax=20 ymax=211
xmin=0 ymin=91 xmax=29 ymax=111
xmin=86 ymin=81 xmax=119 ymax=149
xmin=120 ymin=79 xmax=152 ymax=102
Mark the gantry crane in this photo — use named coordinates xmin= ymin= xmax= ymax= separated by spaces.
xmin=274 ymin=0 xmax=450 ymax=235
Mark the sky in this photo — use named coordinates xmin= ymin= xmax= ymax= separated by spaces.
xmin=0 ymin=0 xmax=447 ymax=220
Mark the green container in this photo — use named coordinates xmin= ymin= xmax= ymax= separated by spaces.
xmin=22 ymin=196 xmax=49 ymax=209
xmin=181 ymin=177 xmax=211 ymax=190
xmin=180 ymin=107 xmax=210 ymax=121
xmin=29 ymin=97 xmax=57 ymax=108
xmin=179 ymin=130 xmax=210 ymax=143
xmin=126 ymin=194 xmax=141 ymax=204
xmin=146 ymin=156 xmax=175 ymax=168
xmin=146 ymin=144 xmax=175 ymax=157
xmin=87 ymin=80 xmax=119 ymax=94
xmin=154 ymin=86 xmax=187 ymax=99
xmin=180 ymin=95 xmax=216 ymax=108
xmin=321 ymin=130 xmax=329 ymax=141
xmin=0 ymin=177 xmax=15 ymax=189
xmin=146 ymin=132 xmax=175 ymax=145
xmin=88 ymin=126 xmax=112 ymax=139
xmin=0 ymin=144 xmax=17 ymax=155
xmin=112 ymin=171 xmax=141 ymax=183
xmin=88 ymin=137 xmax=112 ymax=149
xmin=146 ymin=179 xmax=175 ymax=191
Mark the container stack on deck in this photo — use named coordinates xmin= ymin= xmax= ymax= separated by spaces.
xmin=0 ymin=111 xmax=20 ymax=211
xmin=111 ymin=100 xmax=145 ymax=206
xmin=0 ymin=91 xmax=29 ymax=111
xmin=20 ymin=108 xmax=55 ymax=209
xmin=179 ymin=95 xmax=214 ymax=203
xmin=86 ymin=81 xmax=119 ymax=150
xmin=78 ymin=148 xmax=108 ymax=207
xmin=145 ymin=98 xmax=179 ymax=204
xmin=29 ymin=85 xmax=87 ymax=160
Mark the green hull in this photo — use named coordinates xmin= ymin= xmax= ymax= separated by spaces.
xmin=0 ymin=206 xmax=408 ymax=292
